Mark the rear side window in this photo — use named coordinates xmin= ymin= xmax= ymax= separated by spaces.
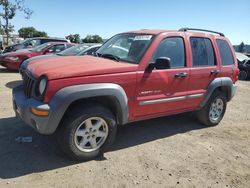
xmin=216 ymin=39 xmax=234 ymax=65
xmin=152 ymin=37 xmax=185 ymax=68
xmin=190 ymin=37 xmax=215 ymax=66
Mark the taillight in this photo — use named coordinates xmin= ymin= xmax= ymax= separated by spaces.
xmin=234 ymin=67 xmax=239 ymax=82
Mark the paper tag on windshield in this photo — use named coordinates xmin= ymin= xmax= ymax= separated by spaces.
xmin=134 ymin=35 xmax=152 ymax=41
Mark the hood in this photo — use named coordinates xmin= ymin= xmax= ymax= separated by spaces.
xmin=20 ymin=54 xmax=58 ymax=70
xmin=27 ymin=55 xmax=137 ymax=80
xmin=1 ymin=49 xmax=41 ymax=58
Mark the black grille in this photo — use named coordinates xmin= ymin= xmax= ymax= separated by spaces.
xmin=23 ymin=72 xmax=35 ymax=98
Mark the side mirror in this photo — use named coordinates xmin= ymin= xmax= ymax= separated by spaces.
xmin=155 ymin=57 xmax=171 ymax=69
xmin=146 ymin=57 xmax=171 ymax=72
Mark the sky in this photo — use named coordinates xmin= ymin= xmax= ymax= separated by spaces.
xmin=10 ymin=0 xmax=250 ymax=45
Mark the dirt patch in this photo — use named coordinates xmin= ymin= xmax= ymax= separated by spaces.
xmin=0 ymin=65 xmax=249 ymax=188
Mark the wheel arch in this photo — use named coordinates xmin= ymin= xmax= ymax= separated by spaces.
xmin=48 ymin=83 xmax=129 ymax=134
xmin=62 ymin=95 xmax=125 ymax=126
xmin=200 ymin=77 xmax=234 ymax=108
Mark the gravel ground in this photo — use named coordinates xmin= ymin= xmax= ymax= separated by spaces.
xmin=0 ymin=65 xmax=250 ymax=188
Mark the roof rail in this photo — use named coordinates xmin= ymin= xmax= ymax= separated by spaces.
xmin=178 ymin=28 xmax=225 ymax=37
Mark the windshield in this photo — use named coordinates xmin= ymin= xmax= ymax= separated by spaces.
xmin=29 ymin=43 xmax=51 ymax=52
xmin=96 ymin=33 xmax=154 ymax=64
xmin=235 ymin=52 xmax=250 ymax=62
xmin=57 ymin=44 xmax=89 ymax=56
xmin=20 ymin=38 xmax=31 ymax=44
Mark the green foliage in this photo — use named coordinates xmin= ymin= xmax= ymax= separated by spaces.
xmin=0 ymin=0 xmax=33 ymax=44
xmin=66 ymin=34 xmax=80 ymax=43
xmin=18 ymin=27 xmax=48 ymax=38
xmin=82 ymin=34 xmax=103 ymax=43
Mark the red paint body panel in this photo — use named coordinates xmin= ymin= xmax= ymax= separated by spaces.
xmin=25 ymin=30 xmax=238 ymax=123
xmin=28 ymin=55 xmax=138 ymax=80
xmin=0 ymin=50 xmax=42 ymax=70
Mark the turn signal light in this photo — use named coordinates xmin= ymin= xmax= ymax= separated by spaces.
xmin=30 ymin=107 xmax=49 ymax=116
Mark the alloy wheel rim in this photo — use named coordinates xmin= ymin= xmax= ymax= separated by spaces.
xmin=74 ymin=117 xmax=109 ymax=152
xmin=209 ymin=98 xmax=224 ymax=123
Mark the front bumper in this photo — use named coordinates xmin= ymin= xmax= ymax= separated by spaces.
xmin=12 ymin=84 xmax=52 ymax=134
xmin=231 ymin=84 xmax=237 ymax=99
xmin=0 ymin=60 xmax=19 ymax=70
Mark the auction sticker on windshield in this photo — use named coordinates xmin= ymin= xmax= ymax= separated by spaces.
xmin=134 ymin=35 xmax=152 ymax=40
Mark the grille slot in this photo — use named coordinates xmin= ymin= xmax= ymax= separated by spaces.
xmin=23 ymin=72 xmax=35 ymax=98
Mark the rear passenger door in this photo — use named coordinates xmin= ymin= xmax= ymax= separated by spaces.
xmin=186 ymin=37 xmax=219 ymax=109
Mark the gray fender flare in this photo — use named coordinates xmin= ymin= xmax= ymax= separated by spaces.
xmin=200 ymin=77 xmax=234 ymax=108
xmin=48 ymin=83 xmax=129 ymax=133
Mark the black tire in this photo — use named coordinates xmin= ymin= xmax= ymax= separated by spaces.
xmin=196 ymin=90 xmax=227 ymax=126
xmin=238 ymin=70 xmax=248 ymax=80
xmin=56 ymin=103 xmax=117 ymax=161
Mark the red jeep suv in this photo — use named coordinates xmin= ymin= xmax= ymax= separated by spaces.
xmin=12 ymin=28 xmax=238 ymax=161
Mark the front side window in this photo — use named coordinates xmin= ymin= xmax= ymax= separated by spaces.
xmin=97 ymin=34 xmax=154 ymax=64
xmin=216 ymin=39 xmax=234 ymax=65
xmin=29 ymin=43 xmax=51 ymax=52
xmin=190 ymin=37 xmax=215 ymax=67
xmin=152 ymin=37 xmax=185 ymax=68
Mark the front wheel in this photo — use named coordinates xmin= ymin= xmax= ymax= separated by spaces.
xmin=197 ymin=91 xmax=227 ymax=126
xmin=57 ymin=104 xmax=117 ymax=161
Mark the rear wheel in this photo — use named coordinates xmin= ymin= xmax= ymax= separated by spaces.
xmin=57 ymin=104 xmax=117 ymax=161
xmin=239 ymin=70 xmax=248 ymax=80
xmin=197 ymin=90 xmax=227 ymax=126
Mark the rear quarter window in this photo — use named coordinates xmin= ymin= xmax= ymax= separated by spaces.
xmin=216 ymin=39 xmax=234 ymax=65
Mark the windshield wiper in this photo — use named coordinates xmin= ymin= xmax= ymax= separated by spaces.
xmin=100 ymin=53 xmax=120 ymax=62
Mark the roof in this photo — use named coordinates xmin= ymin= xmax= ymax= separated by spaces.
xmin=124 ymin=28 xmax=226 ymax=37
xmin=124 ymin=29 xmax=173 ymax=35
xmin=27 ymin=37 xmax=68 ymax=41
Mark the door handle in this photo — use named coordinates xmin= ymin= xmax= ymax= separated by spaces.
xmin=210 ymin=70 xmax=220 ymax=75
xmin=175 ymin=72 xmax=188 ymax=78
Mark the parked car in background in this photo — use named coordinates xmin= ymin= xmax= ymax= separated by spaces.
xmin=0 ymin=42 xmax=74 ymax=70
xmin=13 ymin=28 xmax=238 ymax=161
xmin=19 ymin=44 xmax=102 ymax=71
xmin=3 ymin=37 xmax=69 ymax=53
xmin=235 ymin=52 xmax=250 ymax=80
xmin=58 ymin=44 xmax=101 ymax=56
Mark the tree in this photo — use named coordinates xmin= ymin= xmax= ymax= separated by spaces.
xmin=18 ymin=27 xmax=48 ymax=38
xmin=238 ymin=42 xmax=246 ymax=53
xmin=66 ymin=34 xmax=80 ymax=43
xmin=82 ymin=34 xmax=103 ymax=43
xmin=0 ymin=0 xmax=33 ymax=45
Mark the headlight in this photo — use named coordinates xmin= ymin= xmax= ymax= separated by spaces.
xmin=38 ymin=78 xmax=47 ymax=95
xmin=4 ymin=56 xmax=19 ymax=61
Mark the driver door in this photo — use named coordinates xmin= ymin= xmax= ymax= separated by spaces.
xmin=134 ymin=37 xmax=190 ymax=118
